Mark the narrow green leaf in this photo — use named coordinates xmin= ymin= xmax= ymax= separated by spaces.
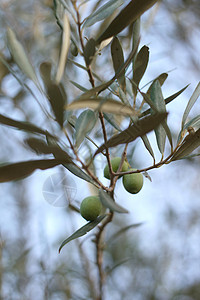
xmin=103 ymin=113 xmax=122 ymax=132
xmin=0 ymin=159 xmax=67 ymax=183
xmin=75 ymin=110 xmax=97 ymax=148
xmin=95 ymin=112 xmax=168 ymax=155
xmin=117 ymin=86 xmax=131 ymax=106
xmin=171 ymin=128 xmax=200 ymax=161
xmin=177 ymin=115 xmax=200 ymax=142
xmin=64 ymin=163 xmax=99 ymax=187
xmin=7 ymin=27 xmax=38 ymax=86
xmin=25 ymin=138 xmax=72 ymax=161
xmin=140 ymin=84 xmax=189 ymax=118
xmin=150 ymin=80 xmax=167 ymax=154
xmin=99 ymin=189 xmax=128 ymax=213
xmin=141 ymin=135 xmax=155 ymax=160
xmin=96 ymin=0 xmax=158 ymax=45
xmin=142 ymin=91 xmax=173 ymax=151
xmin=132 ymin=45 xmax=149 ymax=95
xmin=68 ymin=58 xmax=89 ymax=71
xmin=56 ymin=13 xmax=70 ymax=83
xmin=77 ymin=80 xmax=114 ymax=99
xmin=132 ymin=18 xmax=141 ymax=67
xmin=83 ymin=0 xmax=123 ymax=28
xmin=111 ymin=37 xmax=126 ymax=91
xmin=46 ymin=136 xmax=99 ymax=187
xmin=40 ymin=62 xmax=52 ymax=88
xmin=183 ymin=115 xmax=200 ymax=131
xmin=78 ymin=46 xmax=138 ymax=100
xmin=65 ymin=97 xmax=136 ymax=116
xmin=146 ymin=73 xmax=168 ymax=94
xmin=181 ymin=81 xmax=200 ymax=129
xmin=70 ymin=80 xmax=88 ymax=92
xmin=46 ymin=82 xmax=66 ymax=127
xmin=165 ymin=85 xmax=189 ymax=106
xmin=83 ymin=38 xmax=96 ymax=66
xmin=59 ymin=215 xmax=107 ymax=252
xmin=40 ymin=60 xmax=66 ymax=127
xmin=0 ymin=114 xmax=53 ymax=137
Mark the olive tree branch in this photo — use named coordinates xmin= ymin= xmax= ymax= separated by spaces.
xmin=95 ymin=212 xmax=114 ymax=300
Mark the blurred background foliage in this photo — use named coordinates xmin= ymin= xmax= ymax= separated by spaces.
xmin=0 ymin=0 xmax=200 ymax=299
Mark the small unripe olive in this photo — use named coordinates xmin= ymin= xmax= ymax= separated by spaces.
xmin=80 ymin=196 xmax=102 ymax=221
xmin=122 ymin=168 xmax=143 ymax=194
xmin=70 ymin=42 xmax=78 ymax=56
xmin=104 ymin=157 xmax=129 ymax=179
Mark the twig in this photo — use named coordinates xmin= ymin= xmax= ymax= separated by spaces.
xmin=95 ymin=212 xmax=114 ymax=300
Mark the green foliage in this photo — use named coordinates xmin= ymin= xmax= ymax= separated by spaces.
xmin=83 ymin=0 xmax=123 ymax=28
xmin=1 ymin=0 xmax=200 ymax=298
xmin=96 ymin=0 xmax=159 ymax=44
xmin=6 ymin=27 xmax=39 ymax=87
xmin=59 ymin=214 xmax=107 ymax=252
xmin=99 ymin=188 xmax=128 ymax=213
xmin=1 ymin=0 xmax=199 ymax=247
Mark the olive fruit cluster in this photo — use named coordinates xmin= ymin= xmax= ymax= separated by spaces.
xmin=80 ymin=158 xmax=144 ymax=222
xmin=80 ymin=196 xmax=102 ymax=221
xmin=104 ymin=158 xmax=143 ymax=194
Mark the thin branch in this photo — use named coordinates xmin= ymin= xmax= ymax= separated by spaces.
xmin=95 ymin=212 xmax=114 ymax=300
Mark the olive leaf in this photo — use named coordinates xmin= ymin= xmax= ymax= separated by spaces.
xmin=25 ymin=138 xmax=72 ymax=160
xmin=64 ymin=163 xmax=99 ymax=187
xmin=45 ymin=82 xmax=66 ymax=128
xmin=46 ymin=137 xmax=99 ymax=187
xmin=141 ymin=135 xmax=155 ymax=160
xmin=70 ymin=80 xmax=88 ymax=92
xmin=181 ymin=81 xmax=200 ymax=130
xmin=111 ymin=37 xmax=126 ymax=91
xmin=65 ymin=97 xmax=136 ymax=116
xmin=132 ymin=45 xmax=149 ymax=95
xmin=103 ymin=113 xmax=122 ymax=132
xmin=132 ymin=18 xmax=141 ymax=67
xmin=183 ymin=115 xmax=200 ymax=132
xmin=95 ymin=112 xmax=168 ymax=155
xmin=150 ymin=80 xmax=167 ymax=154
xmin=96 ymin=0 xmax=158 ymax=45
xmin=140 ymin=84 xmax=189 ymax=118
xmin=83 ymin=0 xmax=123 ymax=28
xmin=99 ymin=189 xmax=128 ymax=213
xmin=6 ymin=27 xmax=39 ymax=87
xmin=59 ymin=215 xmax=107 ymax=252
xmin=83 ymin=38 xmax=96 ymax=66
xmin=0 ymin=114 xmax=53 ymax=137
xmin=146 ymin=73 xmax=168 ymax=95
xmin=40 ymin=57 xmax=66 ymax=129
xmin=39 ymin=62 xmax=52 ymax=88
xmin=142 ymin=92 xmax=173 ymax=150
xmin=75 ymin=109 xmax=97 ymax=148
xmin=78 ymin=45 xmax=138 ymax=100
xmin=55 ymin=12 xmax=70 ymax=83
xmin=0 ymin=159 xmax=69 ymax=183
xmin=170 ymin=128 xmax=200 ymax=161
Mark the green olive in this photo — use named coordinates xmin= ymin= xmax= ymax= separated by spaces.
xmin=70 ymin=42 xmax=78 ymax=56
xmin=122 ymin=168 xmax=143 ymax=194
xmin=104 ymin=157 xmax=129 ymax=179
xmin=80 ymin=196 xmax=102 ymax=221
